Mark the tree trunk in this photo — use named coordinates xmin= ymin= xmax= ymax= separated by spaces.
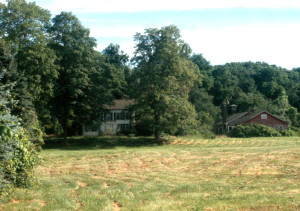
xmin=154 ymin=129 xmax=161 ymax=141
xmin=154 ymin=112 xmax=161 ymax=141
xmin=62 ymin=109 xmax=68 ymax=144
xmin=63 ymin=122 xmax=68 ymax=142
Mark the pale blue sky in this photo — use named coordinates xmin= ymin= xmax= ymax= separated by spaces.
xmin=1 ymin=0 xmax=300 ymax=69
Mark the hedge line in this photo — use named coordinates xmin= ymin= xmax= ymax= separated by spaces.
xmin=228 ymin=124 xmax=296 ymax=138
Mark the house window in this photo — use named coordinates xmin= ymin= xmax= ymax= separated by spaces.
xmin=120 ymin=112 xmax=124 ymax=120
xmin=120 ymin=112 xmax=129 ymax=120
xmin=261 ymin=114 xmax=267 ymax=119
xmin=115 ymin=112 xmax=121 ymax=120
xmin=118 ymin=124 xmax=129 ymax=131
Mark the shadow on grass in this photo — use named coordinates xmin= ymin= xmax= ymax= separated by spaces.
xmin=43 ymin=136 xmax=165 ymax=150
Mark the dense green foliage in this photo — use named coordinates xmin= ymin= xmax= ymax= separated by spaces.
xmin=0 ymin=73 xmax=40 ymax=203
xmin=228 ymin=124 xmax=282 ymax=137
xmin=1 ymin=0 xmax=300 ymax=141
xmin=48 ymin=12 xmax=98 ymax=139
xmin=0 ymin=0 xmax=51 ymax=146
xmin=0 ymin=1 xmax=126 ymax=139
xmin=205 ymin=63 xmax=300 ymax=126
xmin=132 ymin=25 xmax=202 ymax=139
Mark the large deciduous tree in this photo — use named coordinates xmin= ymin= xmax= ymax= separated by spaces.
xmin=48 ymin=12 xmax=98 ymax=139
xmin=132 ymin=25 xmax=201 ymax=140
xmin=0 ymin=0 xmax=58 ymax=98
xmin=0 ymin=0 xmax=58 ymax=133
xmin=210 ymin=65 xmax=239 ymax=105
xmin=189 ymin=54 xmax=219 ymax=127
xmin=102 ymin=44 xmax=129 ymax=98
xmin=83 ymin=51 xmax=127 ymax=126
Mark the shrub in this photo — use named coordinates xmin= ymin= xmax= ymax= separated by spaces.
xmin=0 ymin=74 xmax=40 ymax=203
xmin=228 ymin=124 xmax=281 ymax=138
xmin=0 ymin=125 xmax=14 ymax=202
xmin=0 ymin=124 xmax=40 ymax=204
xmin=289 ymin=126 xmax=300 ymax=136
xmin=6 ymin=127 xmax=40 ymax=186
xmin=280 ymin=128 xmax=297 ymax=136
xmin=175 ymin=126 xmax=215 ymax=139
xmin=24 ymin=110 xmax=44 ymax=150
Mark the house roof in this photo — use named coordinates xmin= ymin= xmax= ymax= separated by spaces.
xmin=228 ymin=111 xmax=263 ymax=126
xmin=106 ymin=99 xmax=134 ymax=110
xmin=229 ymin=110 xmax=289 ymax=126
xmin=216 ymin=110 xmax=289 ymax=127
xmin=215 ymin=112 xmax=248 ymax=126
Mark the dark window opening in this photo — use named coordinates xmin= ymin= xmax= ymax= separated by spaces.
xmin=119 ymin=124 xmax=129 ymax=131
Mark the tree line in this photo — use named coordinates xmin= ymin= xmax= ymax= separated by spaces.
xmin=1 ymin=0 xmax=300 ymax=142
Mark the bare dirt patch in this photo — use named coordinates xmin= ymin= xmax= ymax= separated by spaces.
xmin=11 ymin=199 xmax=19 ymax=204
xmin=113 ymin=201 xmax=122 ymax=211
xmin=76 ymin=202 xmax=83 ymax=210
xmin=39 ymin=200 xmax=46 ymax=207
xmin=78 ymin=181 xmax=87 ymax=188
xmin=71 ymin=189 xmax=79 ymax=197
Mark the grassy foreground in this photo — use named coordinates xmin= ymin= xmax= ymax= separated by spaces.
xmin=1 ymin=136 xmax=300 ymax=210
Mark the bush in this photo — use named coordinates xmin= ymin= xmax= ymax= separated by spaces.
xmin=228 ymin=124 xmax=281 ymax=138
xmin=0 ymin=125 xmax=14 ymax=202
xmin=288 ymin=126 xmax=300 ymax=136
xmin=0 ymin=73 xmax=40 ymax=203
xmin=175 ymin=126 xmax=215 ymax=139
xmin=0 ymin=125 xmax=40 ymax=203
xmin=280 ymin=127 xmax=298 ymax=136
xmin=24 ymin=110 xmax=44 ymax=150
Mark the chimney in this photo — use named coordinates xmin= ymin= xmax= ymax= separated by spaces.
xmin=222 ymin=102 xmax=227 ymax=126
xmin=247 ymin=108 xmax=255 ymax=114
xmin=230 ymin=104 xmax=238 ymax=114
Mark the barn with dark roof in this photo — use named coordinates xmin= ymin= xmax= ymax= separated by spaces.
xmin=215 ymin=110 xmax=289 ymax=134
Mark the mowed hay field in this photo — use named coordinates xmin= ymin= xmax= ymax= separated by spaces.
xmin=1 ymin=136 xmax=300 ymax=211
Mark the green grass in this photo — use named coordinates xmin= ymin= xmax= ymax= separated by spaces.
xmin=1 ymin=136 xmax=300 ymax=210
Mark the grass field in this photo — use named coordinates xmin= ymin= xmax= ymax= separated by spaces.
xmin=1 ymin=136 xmax=300 ymax=211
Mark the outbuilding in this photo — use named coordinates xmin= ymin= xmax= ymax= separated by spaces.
xmin=215 ymin=110 xmax=289 ymax=134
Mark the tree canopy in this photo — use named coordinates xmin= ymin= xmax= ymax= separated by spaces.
xmin=132 ymin=25 xmax=202 ymax=139
xmin=1 ymin=0 xmax=300 ymax=141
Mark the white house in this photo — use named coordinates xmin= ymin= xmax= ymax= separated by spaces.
xmin=82 ymin=99 xmax=134 ymax=136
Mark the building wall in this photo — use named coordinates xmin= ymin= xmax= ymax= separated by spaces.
xmin=82 ymin=123 xmax=100 ymax=136
xmin=83 ymin=109 xmax=132 ymax=136
xmin=243 ymin=112 xmax=288 ymax=130
xmin=215 ymin=125 xmax=225 ymax=134
xmin=82 ymin=131 xmax=99 ymax=136
xmin=101 ymin=119 xmax=130 ymax=135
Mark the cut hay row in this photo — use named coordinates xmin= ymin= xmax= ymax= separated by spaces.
xmin=168 ymin=138 xmax=284 ymax=148
xmin=185 ymin=140 xmax=194 ymax=145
